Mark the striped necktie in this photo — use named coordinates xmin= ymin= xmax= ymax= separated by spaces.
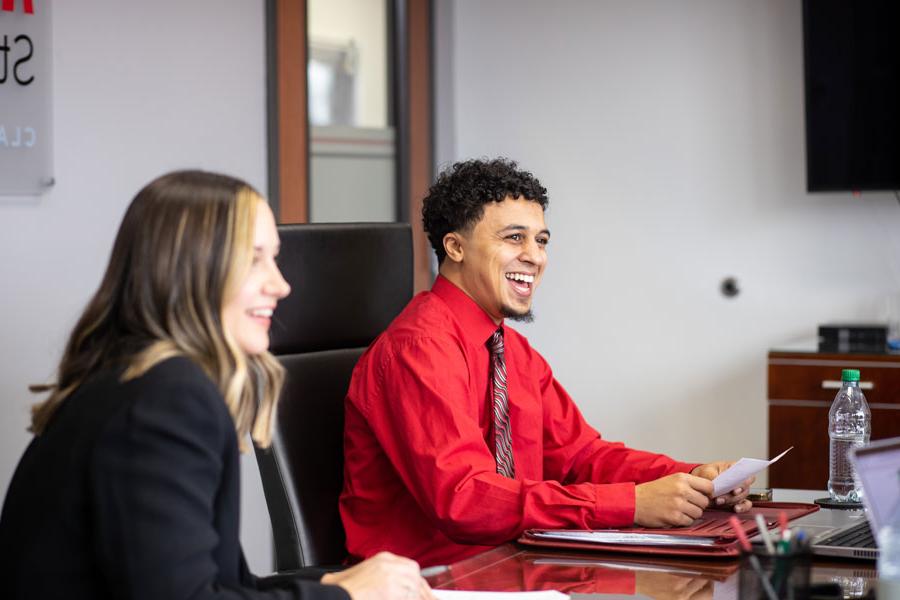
xmin=488 ymin=328 xmax=515 ymax=478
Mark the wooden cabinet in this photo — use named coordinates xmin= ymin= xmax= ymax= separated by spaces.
xmin=768 ymin=350 xmax=900 ymax=489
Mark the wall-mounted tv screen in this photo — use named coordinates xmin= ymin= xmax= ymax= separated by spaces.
xmin=803 ymin=0 xmax=900 ymax=192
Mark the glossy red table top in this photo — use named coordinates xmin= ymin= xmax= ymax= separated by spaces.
xmin=427 ymin=544 xmax=877 ymax=599
xmin=426 ymin=491 xmax=878 ymax=598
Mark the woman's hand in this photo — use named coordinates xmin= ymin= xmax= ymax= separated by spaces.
xmin=321 ymin=552 xmax=436 ymax=600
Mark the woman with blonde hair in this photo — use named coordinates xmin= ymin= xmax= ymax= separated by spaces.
xmin=0 ymin=170 xmax=433 ymax=600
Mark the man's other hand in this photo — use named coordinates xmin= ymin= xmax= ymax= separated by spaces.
xmin=634 ymin=473 xmax=713 ymax=527
xmin=690 ymin=461 xmax=754 ymax=513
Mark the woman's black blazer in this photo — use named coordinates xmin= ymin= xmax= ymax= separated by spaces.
xmin=0 ymin=356 xmax=349 ymax=600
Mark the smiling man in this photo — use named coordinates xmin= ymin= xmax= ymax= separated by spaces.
xmin=339 ymin=158 xmax=751 ymax=567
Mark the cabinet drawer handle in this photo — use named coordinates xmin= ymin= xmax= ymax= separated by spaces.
xmin=821 ymin=380 xmax=874 ymax=390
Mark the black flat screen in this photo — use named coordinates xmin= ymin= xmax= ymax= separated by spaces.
xmin=803 ymin=0 xmax=900 ymax=191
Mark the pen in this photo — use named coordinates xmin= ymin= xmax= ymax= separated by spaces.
xmin=778 ymin=510 xmax=789 ymax=538
xmin=730 ymin=515 xmax=753 ymax=553
xmin=755 ymin=513 xmax=776 ymax=555
xmin=731 ymin=516 xmax=778 ymax=600
xmin=794 ymin=529 xmax=808 ymax=551
xmin=778 ymin=528 xmax=792 ymax=555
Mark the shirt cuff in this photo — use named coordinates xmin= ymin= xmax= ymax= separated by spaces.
xmin=590 ymin=481 xmax=636 ymax=527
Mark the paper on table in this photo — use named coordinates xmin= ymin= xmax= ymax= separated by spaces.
xmin=530 ymin=530 xmax=721 ymax=547
xmin=711 ymin=447 xmax=792 ymax=497
xmin=433 ymin=591 xmax=569 ymax=600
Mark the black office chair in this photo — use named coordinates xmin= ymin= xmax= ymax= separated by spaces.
xmin=255 ymin=222 xmax=414 ymax=570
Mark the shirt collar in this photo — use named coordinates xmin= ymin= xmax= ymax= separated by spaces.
xmin=432 ymin=275 xmax=503 ymax=345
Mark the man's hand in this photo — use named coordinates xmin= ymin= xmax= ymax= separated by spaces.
xmin=634 ymin=472 xmax=713 ymax=527
xmin=690 ymin=461 xmax=754 ymax=513
xmin=321 ymin=552 xmax=435 ymax=600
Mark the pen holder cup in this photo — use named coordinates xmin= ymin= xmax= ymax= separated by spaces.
xmin=738 ymin=546 xmax=812 ymax=600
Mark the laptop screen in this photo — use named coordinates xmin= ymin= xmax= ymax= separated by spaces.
xmin=852 ymin=436 xmax=900 ymax=534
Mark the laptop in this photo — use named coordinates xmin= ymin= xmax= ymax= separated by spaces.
xmin=793 ymin=436 xmax=900 ymax=560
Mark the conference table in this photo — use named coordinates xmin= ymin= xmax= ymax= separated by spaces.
xmin=425 ymin=490 xmax=878 ymax=599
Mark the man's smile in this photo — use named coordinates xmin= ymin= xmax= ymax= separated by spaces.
xmin=505 ymin=271 xmax=535 ymax=297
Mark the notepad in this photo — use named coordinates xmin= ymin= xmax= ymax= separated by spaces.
xmin=518 ymin=502 xmax=821 ymax=558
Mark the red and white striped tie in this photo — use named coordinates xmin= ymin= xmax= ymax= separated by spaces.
xmin=488 ymin=328 xmax=515 ymax=478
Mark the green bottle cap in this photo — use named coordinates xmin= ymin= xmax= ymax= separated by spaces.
xmin=841 ymin=369 xmax=860 ymax=382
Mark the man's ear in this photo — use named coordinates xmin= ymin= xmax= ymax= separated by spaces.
xmin=443 ymin=232 xmax=464 ymax=263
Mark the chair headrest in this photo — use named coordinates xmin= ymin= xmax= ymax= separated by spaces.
xmin=270 ymin=222 xmax=414 ymax=355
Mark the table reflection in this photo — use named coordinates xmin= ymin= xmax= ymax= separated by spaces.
xmin=428 ymin=545 xmax=876 ymax=599
xmin=431 ymin=548 xmax=737 ymax=598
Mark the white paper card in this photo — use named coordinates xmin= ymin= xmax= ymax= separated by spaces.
xmin=434 ymin=591 xmax=569 ymax=600
xmin=711 ymin=447 xmax=792 ymax=497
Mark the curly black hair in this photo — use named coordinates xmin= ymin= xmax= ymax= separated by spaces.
xmin=422 ymin=158 xmax=549 ymax=264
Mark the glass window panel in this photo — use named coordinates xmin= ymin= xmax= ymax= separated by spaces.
xmin=308 ymin=0 xmax=394 ymax=223
xmin=308 ymin=0 xmax=387 ymax=129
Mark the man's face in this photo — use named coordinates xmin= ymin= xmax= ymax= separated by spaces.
xmin=449 ymin=196 xmax=549 ymax=323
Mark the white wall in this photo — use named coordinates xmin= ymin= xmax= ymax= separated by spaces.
xmin=0 ymin=0 xmax=273 ymax=573
xmin=438 ymin=0 xmax=900 ymax=472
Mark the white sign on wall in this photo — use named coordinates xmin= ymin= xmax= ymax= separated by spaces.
xmin=0 ymin=0 xmax=52 ymax=196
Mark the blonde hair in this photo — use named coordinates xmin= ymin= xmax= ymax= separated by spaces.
xmin=30 ymin=171 xmax=284 ymax=451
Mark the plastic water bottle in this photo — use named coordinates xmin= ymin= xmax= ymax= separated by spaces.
xmin=878 ymin=470 xmax=900 ymax=599
xmin=827 ymin=369 xmax=871 ymax=502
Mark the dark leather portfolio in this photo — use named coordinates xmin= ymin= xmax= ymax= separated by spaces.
xmin=517 ymin=502 xmax=819 ymax=558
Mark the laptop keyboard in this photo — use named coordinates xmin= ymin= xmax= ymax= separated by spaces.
xmin=820 ymin=521 xmax=876 ymax=549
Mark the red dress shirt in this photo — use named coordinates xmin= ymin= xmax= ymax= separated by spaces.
xmin=340 ymin=276 xmax=698 ymax=567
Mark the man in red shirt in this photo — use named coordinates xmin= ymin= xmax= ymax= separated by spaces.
xmin=340 ymin=158 xmax=752 ymax=567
